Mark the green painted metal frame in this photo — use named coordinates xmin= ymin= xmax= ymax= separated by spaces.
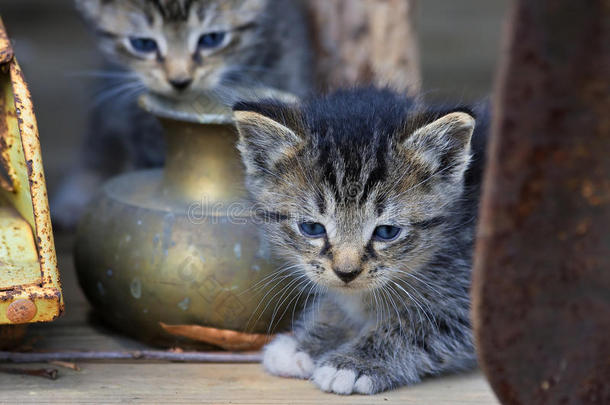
xmin=0 ymin=17 xmax=63 ymax=325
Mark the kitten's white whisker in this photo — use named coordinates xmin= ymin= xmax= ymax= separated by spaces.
xmin=291 ymin=279 xmax=315 ymax=329
xmin=67 ymin=70 xmax=139 ymax=79
xmin=392 ymin=275 xmax=439 ymax=311
xmin=384 ymin=281 xmax=415 ymax=333
xmin=239 ymin=263 xmax=301 ymax=295
xmin=299 ymin=280 xmax=322 ymax=335
xmin=389 ymin=279 xmax=431 ymax=332
xmin=391 ymin=269 xmax=445 ymax=297
xmin=92 ymin=81 xmax=143 ymax=109
xmin=393 ymin=278 xmax=440 ymax=335
xmin=244 ymin=271 xmax=304 ymax=332
xmin=372 ymin=290 xmax=379 ymax=328
xmin=247 ymin=272 xmax=296 ymax=296
xmin=378 ymin=287 xmax=393 ymax=330
xmin=249 ymin=273 xmax=306 ymax=334
xmin=380 ymin=289 xmax=389 ymax=326
xmin=267 ymin=275 xmax=309 ymax=334
xmin=300 ymin=280 xmax=317 ymax=315
xmin=382 ymin=285 xmax=405 ymax=335
xmin=376 ymin=288 xmax=390 ymax=327
xmin=309 ymin=285 xmax=327 ymax=333
xmin=268 ymin=277 xmax=310 ymax=334
xmin=113 ymin=85 xmax=146 ymax=106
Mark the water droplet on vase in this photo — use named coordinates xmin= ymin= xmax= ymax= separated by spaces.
xmin=178 ymin=297 xmax=190 ymax=311
xmin=130 ymin=278 xmax=142 ymax=299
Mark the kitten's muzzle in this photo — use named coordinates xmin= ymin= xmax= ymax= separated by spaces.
xmin=332 ymin=266 xmax=362 ymax=284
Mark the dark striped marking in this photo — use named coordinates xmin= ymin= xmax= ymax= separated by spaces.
xmin=255 ymin=210 xmax=290 ymax=222
xmin=319 ymin=238 xmax=332 ymax=258
xmin=233 ymin=22 xmax=258 ymax=33
xmin=363 ymin=240 xmax=378 ymax=260
xmin=412 ymin=216 xmax=446 ymax=229
xmin=315 ymin=191 xmax=326 ymax=215
xmin=398 ymin=233 xmax=417 ymax=254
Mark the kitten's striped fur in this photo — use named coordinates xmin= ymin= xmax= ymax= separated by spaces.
xmin=234 ymin=88 xmax=488 ymax=394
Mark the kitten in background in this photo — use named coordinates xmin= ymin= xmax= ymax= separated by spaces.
xmin=234 ymin=88 xmax=488 ymax=394
xmin=52 ymin=0 xmax=312 ymax=228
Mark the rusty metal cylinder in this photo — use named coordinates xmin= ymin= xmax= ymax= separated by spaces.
xmin=472 ymin=1 xmax=610 ymax=404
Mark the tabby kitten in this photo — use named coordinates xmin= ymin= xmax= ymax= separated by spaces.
xmin=53 ymin=0 xmax=312 ymax=227
xmin=74 ymin=0 xmax=312 ymax=97
xmin=234 ymin=88 xmax=488 ymax=394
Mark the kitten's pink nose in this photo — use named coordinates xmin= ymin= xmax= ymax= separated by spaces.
xmin=332 ymin=267 xmax=362 ymax=283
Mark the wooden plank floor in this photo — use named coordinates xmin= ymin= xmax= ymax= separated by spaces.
xmin=0 ymin=235 xmax=499 ymax=404
xmin=0 ymin=364 xmax=496 ymax=404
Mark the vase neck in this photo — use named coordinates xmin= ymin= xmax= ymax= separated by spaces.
xmin=160 ymin=119 xmax=247 ymax=204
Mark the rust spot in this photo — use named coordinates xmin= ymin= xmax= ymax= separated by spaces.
xmin=25 ymin=158 xmax=33 ymax=176
xmin=6 ymin=299 xmax=37 ymax=323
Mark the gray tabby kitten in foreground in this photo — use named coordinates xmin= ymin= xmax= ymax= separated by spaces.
xmin=233 ymin=88 xmax=488 ymax=394
xmin=53 ymin=0 xmax=312 ymax=227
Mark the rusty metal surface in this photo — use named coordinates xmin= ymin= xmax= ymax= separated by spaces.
xmin=0 ymin=18 xmax=13 ymax=65
xmin=0 ymin=17 xmax=63 ymax=325
xmin=472 ymin=1 xmax=610 ymax=404
xmin=0 ymin=324 xmax=26 ymax=350
xmin=0 ymin=206 xmax=41 ymax=289
xmin=9 ymin=49 xmax=61 ymax=295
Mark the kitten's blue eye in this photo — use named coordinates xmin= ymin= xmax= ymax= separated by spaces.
xmin=373 ymin=225 xmax=401 ymax=241
xmin=298 ymin=222 xmax=326 ymax=238
xmin=198 ymin=32 xmax=226 ymax=49
xmin=129 ymin=37 xmax=158 ymax=53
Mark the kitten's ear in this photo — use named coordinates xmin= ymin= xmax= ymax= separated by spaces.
xmin=235 ymin=0 xmax=268 ymax=17
xmin=74 ymin=0 xmax=104 ymax=21
xmin=401 ymin=111 xmax=475 ymax=182
xmin=233 ymin=102 xmax=304 ymax=177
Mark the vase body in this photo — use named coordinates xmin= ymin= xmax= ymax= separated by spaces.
xmin=74 ymin=94 xmax=294 ymax=346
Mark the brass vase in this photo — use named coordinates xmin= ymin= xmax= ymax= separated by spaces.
xmin=74 ymin=93 xmax=295 ymax=347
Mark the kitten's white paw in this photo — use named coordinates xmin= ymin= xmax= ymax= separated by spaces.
xmin=354 ymin=375 xmax=374 ymax=394
xmin=262 ymin=334 xmax=313 ymax=379
xmin=312 ymin=366 xmax=373 ymax=395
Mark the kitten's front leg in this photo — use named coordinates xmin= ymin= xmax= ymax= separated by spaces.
xmin=311 ymin=316 xmax=476 ymax=395
xmin=262 ymin=334 xmax=315 ymax=379
xmin=263 ymin=299 xmax=354 ymax=379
